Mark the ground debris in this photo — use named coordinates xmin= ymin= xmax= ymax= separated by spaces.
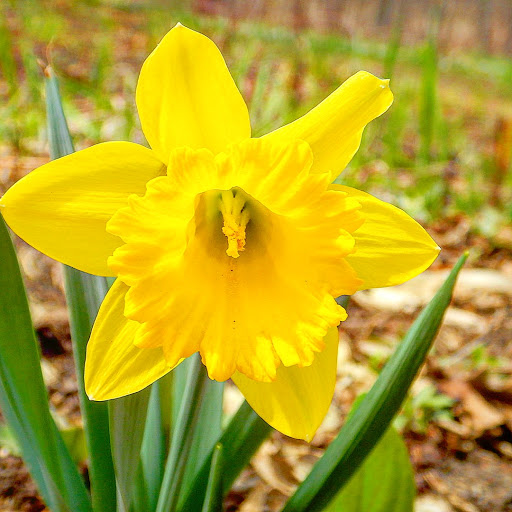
xmin=425 ymin=449 xmax=512 ymax=512
xmin=0 ymin=457 xmax=47 ymax=512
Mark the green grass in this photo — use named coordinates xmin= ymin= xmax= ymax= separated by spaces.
xmin=1 ymin=0 xmax=511 ymax=231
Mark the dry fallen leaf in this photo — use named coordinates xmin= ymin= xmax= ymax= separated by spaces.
xmin=415 ymin=493 xmax=455 ymax=512
xmin=438 ymin=380 xmax=504 ymax=436
xmin=251 ymin=441 xmax=297 ymax=496
xmin=353 ymin=269 xmax=512 ymax=314
xmin=238 ymin=482 xmax=270 ymax=512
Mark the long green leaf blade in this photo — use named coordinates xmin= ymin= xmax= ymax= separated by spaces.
xmin=172 ymin=358 xmax=224 ymax=505
xmin=0 ymin=215 xmax=91 ymax=512
xmin=283 ymin=253 xmax=468 ymax=512
xmin=45 ymin=67 xmax=117 ymax=512
xmin=156 ymin=354 xmax=209 ymax=512
xmin=131 ymin=460 xmax=149 ymax=512
xmin=63 ymin=270 xmax=117 ymax=512
xmin=201 ymin=444 xmax=224 ymax=512
xmin=178 ymin=400 xmax=272 ymax=512
xmin=109 ymin=388 xmax=151 ymax=512
xmin=140 ymin=379 xmax=169 ymax=512
xmin=324 ymin=426 xmax=415 ymax=512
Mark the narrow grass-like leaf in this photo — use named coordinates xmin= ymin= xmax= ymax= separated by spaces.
xmin=201 ymin=444 xmax=224 ymax=512
xmin=131 ymin=461 xmax=149 ymax=512
xmin=51 ymin=422 xmax=94 ymax=511
xmin=173 ymin=357 xmax=224 ymax=504
xmin=156 ymin=354 xmax=209 ymax=512
xmin=45 ymin=68 xmax=75 ymax=159
xmin=0 ymin=423 xmax=20 ymax=456
xmin=1 ymin=415 xmax=88 ymax=465
xmin=140 ymin=381 xmax=168 ymax=512
xmin=0 ymin=216 xmax=91 ymax=512
xmin=171 ymin=362 xmax=186 ymax=426
xmin=0 ymin=14 xmax=17 ymax=93
xmin=418 ymin=9 xmax=440 ymax=164
xmin=383 ymin=7 xmax=404 ymax=80
xmin=157 ymin=372 xmax=174 ymax=441
xmin=45 ymin=67 xmax=117 ymax=512
xmin=177 ymin=400 xmax=272 ymax=512
xmin=282 ymin=253 xmax=468 ymax=512
xmin=186 ymin=379 xmax=224 ymax=476
xmin=63 ymin=270 xmax=116 ymax=512
xmin=323 ymin=426 xmax=415 ymax=512
xmin=109 ymin=388 xmax=151 ymax=512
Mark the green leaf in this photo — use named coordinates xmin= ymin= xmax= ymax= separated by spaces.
xmin=177 ymin=400 xmax=273 ymax=512
xmin=140 ymin=368 xmax=214 ymax=512
xmin=323 ymin=427 xmax=415 ymax=512
xmin=201 ymin=444 xmax=224 ymax=512
xmin=109 ymin=387 xmax=151 ymax=512
xmin=131 ymin=460 xmax=149 ymax=512
xmin=0 ymin=423 xmax=20 ymax=456
xmin=59 ymin=425 xmax=88 ymax=466
xmin=172 ymin=358 xmax=224 ymax=505
xmin=63 ymin=268 xmax=117 ymax=512
xmin=282 ymin=253 xmax=468 ymax=512
xmin=156 ymin=354 xmax=210 ymax=512
xmin=45 ymin=67 xmax=117 ymax=512
xmin=0 ymin=216 xmax=92 ymax=512
xmin=140 ymin=379 xmax=171 ymax=512
xmin=45 ymin=67 xmax=75 ymax=160
xmin=186 ymin=379 xmax=224 ymax=482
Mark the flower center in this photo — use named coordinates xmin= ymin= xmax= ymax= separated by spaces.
xmin=219 ymin=188 xmax=250 ymax=258
xmin=195 ymin=186 xmax=260 ymax=262
xmin=105 ymin=141 xmax=363 ymax=383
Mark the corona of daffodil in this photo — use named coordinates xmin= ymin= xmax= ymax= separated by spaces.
xmin=0 ymin=24 xmax=439 ymax=440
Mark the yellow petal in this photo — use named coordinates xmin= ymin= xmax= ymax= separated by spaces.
xmin=232 ymin=327 xmax=339 ymax=441
xmin=85 ymin=280 xmax=173 ymax=400
xmin=332 ymin=185 xmax=440 ymax=290
xmin=262 ymin=71 xmax=393 ymax=179
xmin=0 ymin=142 xmax=165 ymax=276
xmin=136 ymin=23 xmax=250 ymax=163
xmin=107 ymin=141 xmax=358 ymax=383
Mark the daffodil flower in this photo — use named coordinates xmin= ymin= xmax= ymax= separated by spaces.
xmin=0 ymin=24 xmax=439 ymax=440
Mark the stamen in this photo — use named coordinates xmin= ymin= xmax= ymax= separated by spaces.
xmin=219 ymin=189 xmax=250 ymax=258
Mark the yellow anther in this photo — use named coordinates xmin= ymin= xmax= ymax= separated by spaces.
xmin=219 ymin=189 xmax=250 ymax=258
xmin=222 ymin=218 xmax=246 ymax=258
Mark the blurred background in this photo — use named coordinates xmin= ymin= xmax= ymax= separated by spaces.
xmin=1 ymin=1 xmax=512 ymax=511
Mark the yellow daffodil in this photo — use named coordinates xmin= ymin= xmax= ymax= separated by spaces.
xmin=0 ymin=24 xmax=439 ymax=440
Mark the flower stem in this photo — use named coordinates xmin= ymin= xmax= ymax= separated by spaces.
xmin=156 ymin=353 xmax=209 ymax=512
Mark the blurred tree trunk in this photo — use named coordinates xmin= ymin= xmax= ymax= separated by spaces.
xmin=478 ymin=0 xmax=493 ymax=53
xmin=506 ymin=0 xmax=512 ymax=54
xmin=290 ymin=0 xmax=306 ymax=107
xmin=376 ymin=0 xmax=393 ymax=26
xmin=326 ymin=0 xmax=344 ymax=32
xmin=292 ymin=0 xmax=307 ymax=31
